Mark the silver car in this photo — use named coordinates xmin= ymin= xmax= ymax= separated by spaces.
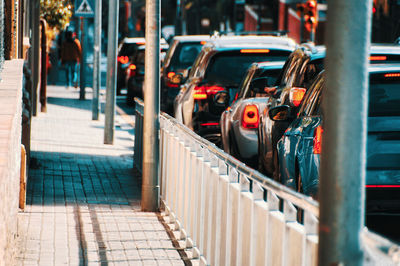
xmin=220 ymin=61 xmax=285 ymax=167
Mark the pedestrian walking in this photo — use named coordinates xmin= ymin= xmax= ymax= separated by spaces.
xmin=60 ymin=31 xmax=81 ymax=89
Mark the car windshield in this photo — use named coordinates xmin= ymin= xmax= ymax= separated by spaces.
xmin=204 ymin=50 xmax=290 ymax=87
xmin=369 ymin=73 xmax=400 ymax=116
xmin=169 ymin=42 xmax=203 ymax=70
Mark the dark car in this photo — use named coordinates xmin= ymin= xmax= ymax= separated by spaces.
xmin=220 ymin=61 xmax=285 ymax=167
xmin=258 ymin=44 xmax=325 ymax=180
xmin=117 ymin=37 xmax=146 ymax=95
xmin=258 ymin=44 xmax=400 ymax=181
xmin=173 ymin=35 xmax=297 ymax=145
xmin=161 ymin=35 xmax=212 ymax=114
xmin=271 ymin=65 xmax=400 ymax=212
xmin=125 ymin=42 xmax=169 ymax=105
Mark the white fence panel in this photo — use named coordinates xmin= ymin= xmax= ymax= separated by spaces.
xmin=133 ymin=100 xmax=400 ymax=266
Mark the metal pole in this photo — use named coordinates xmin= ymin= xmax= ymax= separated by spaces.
xmin=175 ymin=0 xmax=181 ymax=35
xmin=142 ymin=0 xmax=160 ymax=211
xmin=300 ymin=12 xmax=304 ymax=43
xmin=92 ymin=0 xmax=101 ymax=120
xmin=104 ymin=0 xmax=119 ymax=144
xmin=318 ymin=0 xmax=372 ymax=265
xmin=79 ymin=17 xmax=87 ymax=100
xmin=31 ymin=0 xmax=40 ymax=116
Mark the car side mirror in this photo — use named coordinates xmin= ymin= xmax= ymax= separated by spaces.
xmin=269 ymin=105 xmax=291 ymax=121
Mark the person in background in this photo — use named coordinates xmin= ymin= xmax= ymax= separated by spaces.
xmin=60 ymin=31 xmax=81 ymax=89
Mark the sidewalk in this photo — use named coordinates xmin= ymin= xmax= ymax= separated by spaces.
xmin=17 ymin=86 xmax=188 ymax=265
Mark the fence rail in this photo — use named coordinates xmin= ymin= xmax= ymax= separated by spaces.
xmin=134 ymin=98 xmax=400 ymax=265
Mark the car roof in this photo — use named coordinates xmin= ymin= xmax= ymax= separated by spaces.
xmin=370 ymin=44 xmax=400 ymax=55
xmin=172 ymin=35 xmax=213 ymax=42
xmin=121 ymin=37 xmax=168 ymax=45
xmin=205 ymin=35 xmax=297 ymax=50
xmin=253 ymin=61 xmax=286 ymax=69
xmin=368 ymin=64 xmax=400 ymax=73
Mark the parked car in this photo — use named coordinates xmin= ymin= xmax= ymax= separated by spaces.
xmin=257 ymin=43 xmax=400 ymax=180
xmin=161 ymin=35 xmax=212 ymax=114
xmin=258 ymin=44 xmax=325 ymax=180
xmin=220 ymin=61 xmax=285 ymax=167
xmin=117 ymin=37 xmax=145 ymax=95
xmin=271 ymin=65 xmax=400 ymax=211
xmin=125 ymin=42 xmax=169 ymax=105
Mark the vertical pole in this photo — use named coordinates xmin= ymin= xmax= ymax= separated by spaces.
xmin=104 ymin=0 xmax=119 ymax=144
xmin=79 ymin=17 xmax=87 ymax=100
xmin=300 ymin=12 xmax=304 ymax=43
xmin=92 ymin=0 xmax=101 ymax=120
xmin=40 ymin=19 xmax=47 ymax=112
xmin=175 ymin=0 xmax=181 ymax=35
xmin=318 ymin=0 xmax=372 ymax=265
xmin=142 ymin=0 xmax=160 ymax=211
xmin=31 ymin=0 xmax=40 ymax=116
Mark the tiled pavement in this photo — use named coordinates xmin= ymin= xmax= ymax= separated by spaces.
xmin=17 ymin=86 xmax=188 ymax=265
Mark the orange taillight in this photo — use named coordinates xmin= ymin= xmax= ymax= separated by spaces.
xmin=128 ymin=64 xmax=137 ymax=77
xmin=384 ymin=73 xmax=400 ymax=78
xmin=241 ymin=105 xmax=259 ymax=129
xmin=290 ymin=87 xmax=306 ymax=107
xmin=240 ymin=49 xmax=270 ymax=53
xmin=118 ymin=56 xmax=129 ymax=64
xmin=369 ymin=55 xmax=387 ymax=61
xmin=313 ymin=125 xmax=323 ymax=154
xmin=167 ymin=71 xmax=175 ymax=79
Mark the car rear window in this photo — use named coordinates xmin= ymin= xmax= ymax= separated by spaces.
xmin=119 ymin=43 xmax=141 ymax=56
xmin=369 ymin=73 xmax=400 ymax=116
xmin=169 ymin=42 xmax=203 ymax=70
xmin=204 ymin=50 xmax=291 ymax=86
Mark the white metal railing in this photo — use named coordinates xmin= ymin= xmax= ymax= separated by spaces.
xmin=134 ymin=99 xmax=400 ymax=265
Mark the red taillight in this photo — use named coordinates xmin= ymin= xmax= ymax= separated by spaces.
xmin=384 ymin=73 xmax=400 ymax=78
xmin=118 ymin=56 xmax=129 ymax=64
xmin=313 ymin=125 xmax=323 ymax=154
xmin=369 ymin=55 xmax=387 ymax=61
xmin=366 ymin=185 xmax=400 ymax=188
xmin=290 ymin=87 xmax=306 ymax=107
xmin=200 ymin=122 xmax=219 ymax=126
xmin=241 ymin=105 xmax=259 ymax=129
xmin=193 ymin=85 xmax=224 ymax=100
xmin=128 ymin=64 xmax=137 ymax=77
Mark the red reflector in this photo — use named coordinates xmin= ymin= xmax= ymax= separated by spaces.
xmin=384 ymin=73 xmax=400 ymax=78
xmin=240 ymin=49 xmax=270 ymax=53
xmin=369 ymin=55 xmax=387 ymax=61
xmin=366 ymin=185 xmax=400 ymax=188
xmin=200 ymin=41 xmax=207 ymax=45
xmin=167 ymin=71 xmax=175 ymax=78
xmin=290 ymin=87 xmax=306 ymax=107
xmin=242 ymin=105 xmax=259 ymax=129
xmin=313 ymin=125 xmax=323 ymax=154
xmin=201 ymin=122 xmax=219 ymax=126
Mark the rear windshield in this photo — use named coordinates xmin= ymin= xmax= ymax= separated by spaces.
xmin=169 ymin=42 xmax=204 ymax=70
xmin=369 ymin=73 xmax=400 ymax=116
xmin=119 ymin=43 xmax=141 ymax=56
xmin=204 ymin=50 xmax=291 ymax=86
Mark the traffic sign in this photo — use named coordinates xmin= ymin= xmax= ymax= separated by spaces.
xmin=75 ymin=0 xmax=95 ymax=18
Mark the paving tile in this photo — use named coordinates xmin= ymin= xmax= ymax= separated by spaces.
xmin=17 ymin=86 xmax=186 ymax=265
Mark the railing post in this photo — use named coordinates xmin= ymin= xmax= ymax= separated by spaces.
xmin=318 ymin=0 xmax=372 ymax=264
